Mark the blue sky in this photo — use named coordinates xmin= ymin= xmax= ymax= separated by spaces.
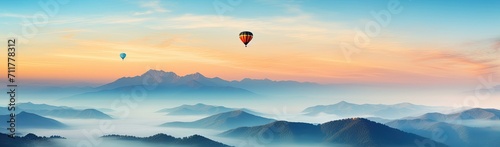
xmin=0 ymin=0 xmax=499 ymax=108
xmin=0 ymin=0 xmax=498 ymax=84
xmin=2 ymin=0 xmax=499 ymax=42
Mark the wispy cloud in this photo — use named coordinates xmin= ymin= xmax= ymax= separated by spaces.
xmin=7 ymin=0 xmax=496 ymax=85
xmin=133 ymin=10 xmax=154 ymax=16
xmin=415 ymin=50 xmax=498 ymax=76
xmin=148 ymin=13 xmax=345 ymax=44
xmin=0 ymin=13 xmax=32 ymax=18
xmin=134 ymin=0 xmax=169 ymax=16
xmin=38 ymin=16 xmax=152 ymax=25
xmin=494 ymin=39 xmax=500 ymax=52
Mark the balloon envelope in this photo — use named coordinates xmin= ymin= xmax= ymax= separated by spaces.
xmin=120 ymin=53 xmax=126 ymax=60
xmin=239 ymin=31 xmax=253 ymax=47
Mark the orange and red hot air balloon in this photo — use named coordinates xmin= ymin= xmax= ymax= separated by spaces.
xmin=239 ymin=31 xmax=253 ymax=47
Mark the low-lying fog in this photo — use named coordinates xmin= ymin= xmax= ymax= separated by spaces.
xmin=13 ymin=107 xmax=367 ymax=147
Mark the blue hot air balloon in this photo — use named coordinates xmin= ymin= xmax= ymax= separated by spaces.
xmin=120 ymin=52 xmax=126 ymax=60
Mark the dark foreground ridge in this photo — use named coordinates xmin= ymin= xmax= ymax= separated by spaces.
xmin=0 ymin=133 xmax=65 ymax=147
xmin=102 ymin=133 xmax=232 ymax=147
xmin=221 ymin=118 xmax=448 ymax=147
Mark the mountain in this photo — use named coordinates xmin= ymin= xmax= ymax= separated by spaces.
xmin=385 ymin=108 xmax=500 ymax=146
xmin=62 ymin=69 xmax=335 ymax=102
xmin=220 ymin=118 xmax=447 ymax=147
xmin=0 ymin=133 xmax=65 ymax=147
xmin=35 ymin=109 xmax=113 ymax=119
xmin=101 ymin=133 xmax=231 ymax=147
xmin=157 ymin=103 xmax=233 ymax=115
xmin=365 ymin=117 xmax=392 ymax=123
xmin=386 ymin=119 xmax=500 ymax=147
xmin=157 ymin=103 xmax=261 ymax=116
xmin=228 ymin=78 xmax=327 ymax=95
xmin=302 ymin=101 xmax=448 ymax=119
xmin=100 ymin=70 xmax=325 ymax=94
xmin=0 ymin=112 xmax=67 ymax=129
xmin=415 ymin=108 xmax=500 ymax=121
xmin=0 ymin=107 xmax=10 ymax=115
xmin=18 ymin=102 xmax=72 ymax=110
xmin=63 ymin=70 xmax=259 ymax=101
xmin=160 ymin=110 xmax=275 ymax=130
xmin=17 ymin=102 xmax=112 ymax=119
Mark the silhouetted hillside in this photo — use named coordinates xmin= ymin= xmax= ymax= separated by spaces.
xmin=0 ymin=112 xmax=67 ymax=129
xmin=161 ymin=110 xmax=275 ymax=130
xmin=416 ymin=108 xmax=500 ymax=121
xmin=221 ymin=118 xmax=447 ymax=147
xmin=18 ymin=102 xmax=112 ymax=119
xmin=101 ymin=133 xmax=231 ymax=147
xmin=387 ymin=118 xmax=500 ymax=147
xmin=38 ymin=108 xmax=112 ymax=119
xmin=0 ymin=133 xmax=65 ymax=147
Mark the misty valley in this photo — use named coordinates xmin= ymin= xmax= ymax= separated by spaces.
xmin=2 ymin=70 xmax=500 ymax=147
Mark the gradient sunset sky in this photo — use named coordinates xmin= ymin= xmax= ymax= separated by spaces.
xmin=1 ymin=0 xmax=499 ymax=86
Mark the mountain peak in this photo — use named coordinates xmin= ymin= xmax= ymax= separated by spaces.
xmin=142 ymin=69 xmax=178 ymax=77
xmin=24 ymin=133 xmax=39 ymax=139
xmin=466 ymin=108 xmax=496 ymax=112
xmin=146 ymin=69 xmax=164 ymax=72
xmin=393 ymin=102 xmax=416 ymax=107
xmin=456 ymin=108 xmax=500 ymax=120
xmin=161 ymin=109 xmax=275 ymax=130
xmin=338 ymin=100 xmax=349 ymax=104
xmin=18 ymin=111 xmax=31 ymax=115
xmin=219 ymin=109 xmax=246 ymax=116
xmin=335 ymin=101 xmax=354 ymax=106
xmin=142 ymin=69 xmax=163 ymax=75
xmin=184 ymin=72 xmax=206 ymax=79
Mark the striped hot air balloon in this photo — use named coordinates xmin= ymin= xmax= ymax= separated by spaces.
xmin=239 ymin=31 xmax=253 ymax=47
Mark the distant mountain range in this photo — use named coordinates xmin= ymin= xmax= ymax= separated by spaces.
xmin=386 ymin=108 xmax=500 ymax=147
xmin=15 ymin=102 xmax=112 ymax=119
xmin=160 ymin=110 xmax=275 ymax=130
xmin=0 ymin=133 xmax=65 ymax=147
xmin=101 ymin=133 xmax=231 ymax=147
xmin=302 ymin=101 xmax=449 ymax=119
xmin=18 ymin=102 xmax=72 ymax=110
xmin=157 ymin=103 xmax=262 ymax=116
xmin=0 ymin=112 xmax=67 ymax=129
xmin=220 ymin=118 xmax=447 ymax=147
xmin=60 ymin=69 xmax=329 ymax=102
xmin=63 ymin=70 xmax=258 ymax=101
xmin=98 ymin=70 xmax=324 ymax=94
xmin=386 ymin=118 xmax=500 ymax=147
xmin=412 ymin=108 xmax=500 ymax=121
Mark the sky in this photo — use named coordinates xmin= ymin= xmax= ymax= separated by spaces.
xmin=0 ymin=0 xmax=499 ymax=87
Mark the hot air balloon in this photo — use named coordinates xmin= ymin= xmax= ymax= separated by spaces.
xmin=120 ymin=52 xmax=126 ymax=60
xmin=239 ymin=31 xmax=253 ymax=47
